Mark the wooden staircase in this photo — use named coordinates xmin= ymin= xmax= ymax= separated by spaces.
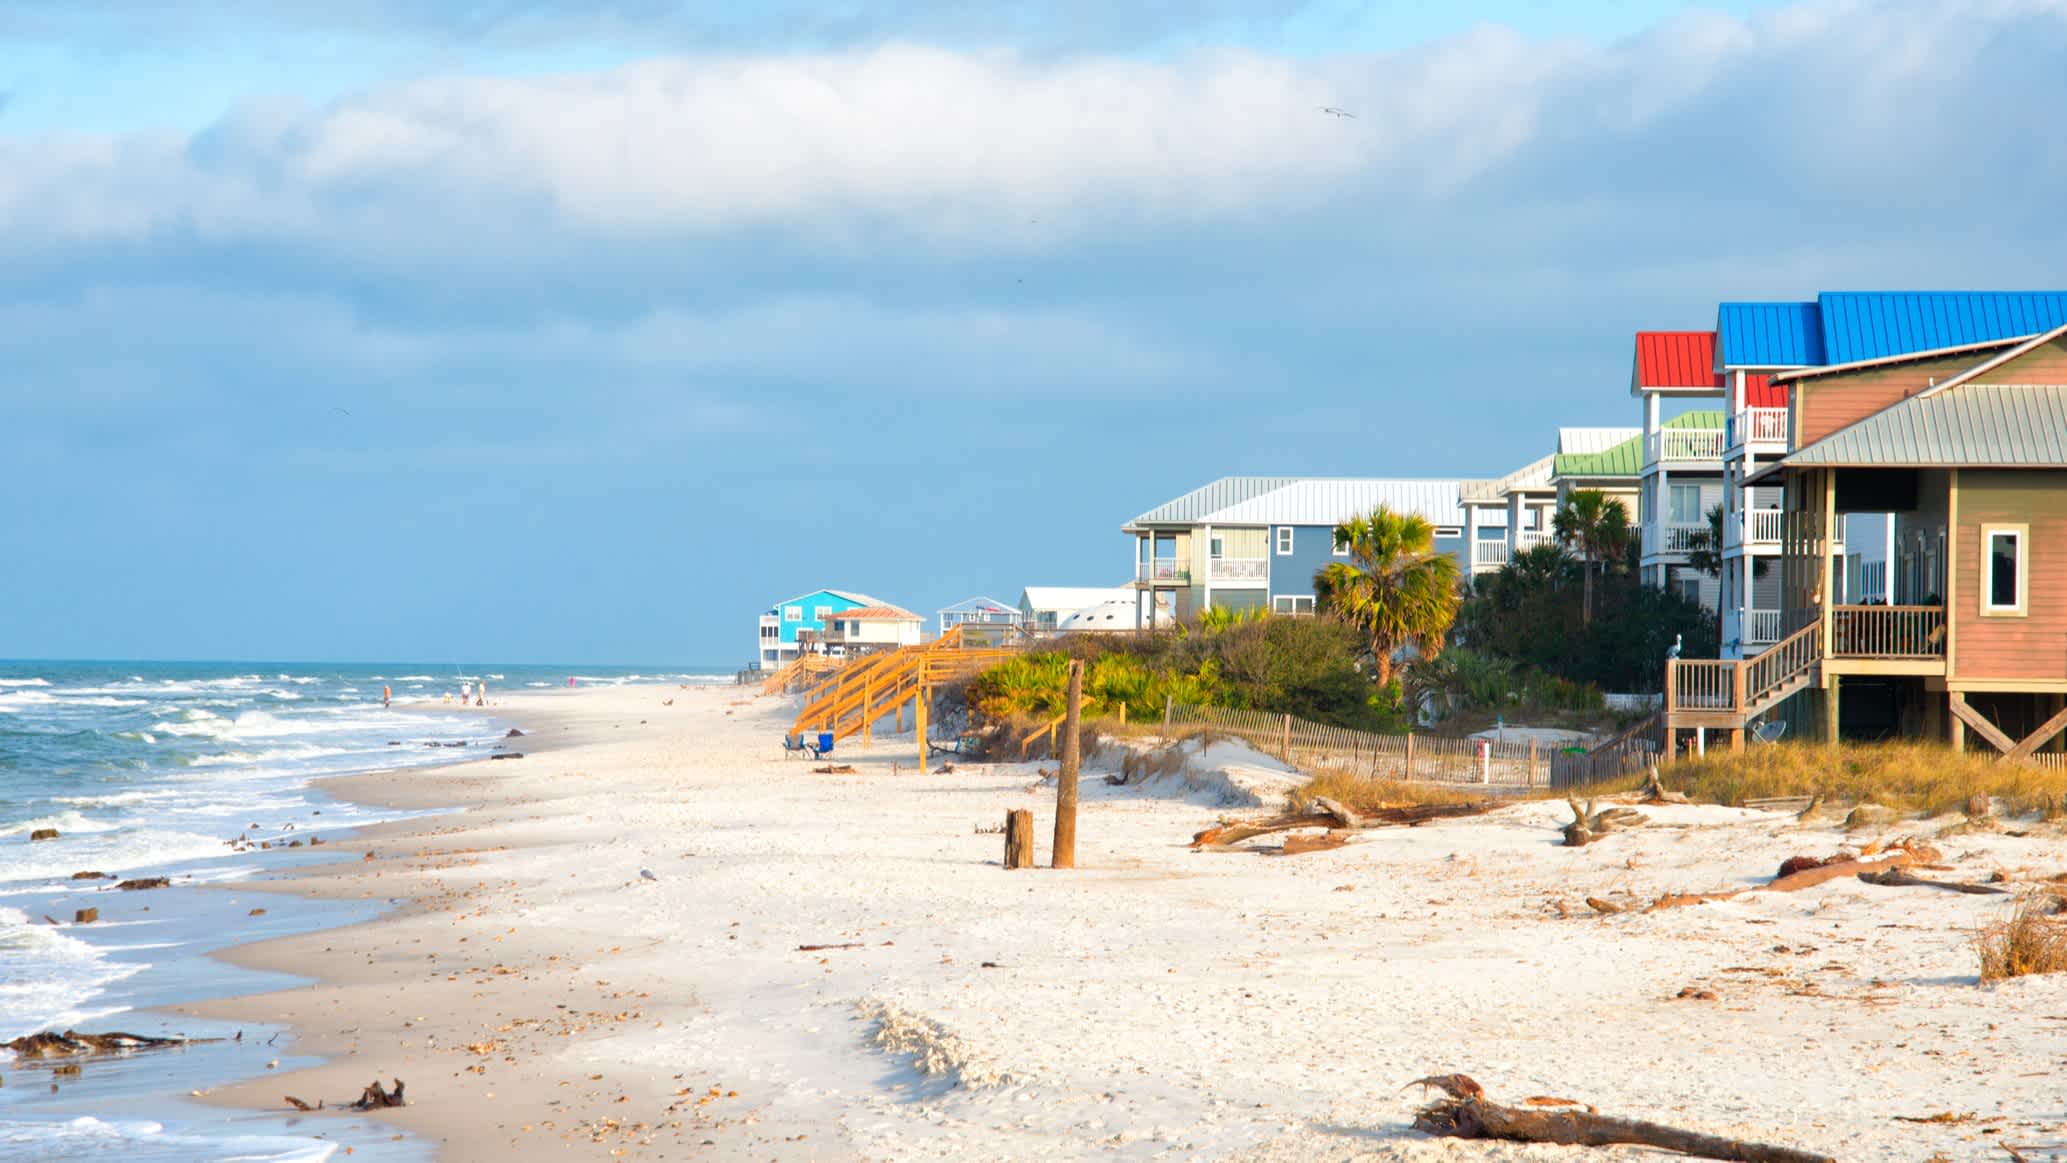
xmin=759 ymin=653 xmax=841 ymax=695
xmin=789 ymin=625 xmax=1026 ymax=763
xmin=1665 ymin=621 xmax=1823 ymax=740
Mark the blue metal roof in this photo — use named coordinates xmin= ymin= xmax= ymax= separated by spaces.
xmin=1817 ymin=292 xmax=2067 ymax=363
xmin=1718 ymin=292 xmax=2067 ymax=369
xmin=1715 ymin=302 xmax=1823 ymax=368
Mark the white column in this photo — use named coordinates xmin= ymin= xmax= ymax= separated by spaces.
xmin=1202 ymin=522 xmax=1214 ymax=611
xmin=1507 ymin=492 xmax=1523 ymax=552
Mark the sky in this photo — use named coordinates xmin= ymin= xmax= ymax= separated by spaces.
xmin=5 ymin=0 xmax=2067 ymax=666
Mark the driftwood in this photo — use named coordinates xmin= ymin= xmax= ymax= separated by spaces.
xmin=797 ymin=942 xmax=865 ymax=952
xmin=1409 ymin=1073 xmax=1832 ymax=1163
xmin=1648 ymin=842 xmax=1939 ymax=911
xmin=1279 ymin=832 xmax=1350 ymax=856
xmin=352 ymin=1079 xmax=406 ymax=1109
xmin=285 ymin=1095 xmax=321 ymax=1111
xmin=1563 ymin=799 xmax=1647 ymax=847
xmin=1858 ymin=867 xmax=2009 ymax=895
xmin=1639 ymin=766 xmax=1690 ymax=805
xmin=1192 ymin=798 xmax=1492 ymax=850
xmin=812 ymin=764 xmax=857 ymax=774
xmin=115 ymin=877 xmax=171 ymax=891
xmin=7 ymin=1030 xmax=214 ymax=1059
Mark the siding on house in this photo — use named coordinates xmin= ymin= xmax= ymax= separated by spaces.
xmin=1793 ymin=353 xmax=1977 ymax=446
xmin=1264 ymin=524 xmax=1467 ymax=611
xmin=1972 ymin=335 xmax=2067 ymax=384
xmin=1952 ymin=470 xmax=2067 ymax=682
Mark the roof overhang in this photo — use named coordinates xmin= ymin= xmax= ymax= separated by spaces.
xmin=1770 ymin=336 xmax=2027 ymax=384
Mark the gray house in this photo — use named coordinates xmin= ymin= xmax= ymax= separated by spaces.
xmin=1120 ymin=477 xmax=1467 ymax=628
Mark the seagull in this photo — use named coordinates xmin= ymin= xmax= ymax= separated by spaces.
xmin=1320 ymin=106 xmax=1355 ymax=119
xmin=639 ymin=868 xmax=658 ymax=882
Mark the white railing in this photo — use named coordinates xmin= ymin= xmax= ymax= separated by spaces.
xmin=1472 ymin=540 xmax=1511 ymax=570
xmin=1726 ymin=508 xmax=1785 ymax=550
xmin=1646 ymin=427 xmax=1726 ymax=464
xmin=1647 ymin=522 xmax=1706 ymax=556
xmin=1207 ymin=557 xmax=1267 ymax=582
xmin=1136 ymin=560 xmax=1189 ymax=583
xmin=1731 ymin=407 xmax=1788 ymax=449
xmin=1747 ymin=609 xmax=1781 ymax=645
xmin=1515 ymin=529 xmax=1556 ymax=552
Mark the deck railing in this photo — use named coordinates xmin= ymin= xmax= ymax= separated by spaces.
xmin=1729 ymin=407 xmax=1789 ymax=448
xmin=1136 ymin=560 xmax=1189 ymax=583
xmin=1647 ymin=522 xmax=1707 ymax=556
xmin=1668 ymin=620 xmax=1822 ymax=719
xmin=1646 ymin=428 xmax=1726 ymax=464
xmin=1829 ymin=605 xmax=1946 ymax=659
xmin=1745 ymin=621 xmax=1821 ymax=705
xmin=1726 ymin=509 xmax=1785 ymax=550
xmin=1747 ymin=609 xmax=1782 ymax=645
xmin=1670 ymin=660 xmax=1739 ymax=711
xmin=1207 ymin=557 xmax=1267 ymax=582
xmin=1472 ymin=540 xmax=1511 ymax=570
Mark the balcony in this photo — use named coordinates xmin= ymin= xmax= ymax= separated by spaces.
xmin=1207 ymin=556 xmax=1267 ymax=583
xmin=1645 ymin=427 xmax=1726 ymax=465
xmin=1645 ymin=522 xmax=1706 ymax=557
xmin=1471 ymin=540 xmax=1510 ymax=570
xmin=1515 ymin=529 xmax=1556 ymax=552
xmin=1830 ymin=605 xmax=1945 ymax=660
xmin=1725 ymin=508 xmax=1785 ymax=551
xmin=1136 ymin=560 xmax=1190 ymax=584
xmin=1729 ymin=407 xmax=1789 ymax=451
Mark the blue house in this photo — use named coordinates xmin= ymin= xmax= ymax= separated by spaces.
xmin=755 ymin=589 xmax=882 ymax=669
xmin=1120 ymin=478 xmax=1467 ymax=628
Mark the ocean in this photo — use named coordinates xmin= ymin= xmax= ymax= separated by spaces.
xmin=0 ymin=661 xmax=723 ymax=1160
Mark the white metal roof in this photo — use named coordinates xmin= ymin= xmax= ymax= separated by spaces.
xmin=1557 ymin=427 xmax=1641 ymax=455
xmin=1020 ymin=586 xmax=1132 ymax=613
xmin=1188 ymin=478 xmax=1463 ymax=528
xmin=770 ymin=587 xmax=887 ymax=611
xmin=1124 ymin=477 xmax=1300 ymax=528
xmin=1460 ymin=453 xmax=1556 ymax=502
xmin=937 ymin=595 xmax=1016 ymax=614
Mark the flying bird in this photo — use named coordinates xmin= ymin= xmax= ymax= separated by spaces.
xmin=1319 ymin=106 xmax=1355 ymax=119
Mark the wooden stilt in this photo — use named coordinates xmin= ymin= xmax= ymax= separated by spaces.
xmin=1003 ymin=809 xmax=1035 ymax=870
xmin=915 ymin=685 xmax=929 ymax=773
xmin=1052 ymin=660 xmax=1083 ymax=870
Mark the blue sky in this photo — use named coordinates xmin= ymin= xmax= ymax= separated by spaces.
xmin=5 ymin=0 xmax=2066 ymax=665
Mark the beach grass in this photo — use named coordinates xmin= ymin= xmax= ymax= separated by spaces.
xmin=1658 ymin=741 xmax=2067 ymax=818
xmin=1289 ymin=769 xmax=1501 ymax=814
xmin=1976 ymin=892 xmax=2067 ymax=982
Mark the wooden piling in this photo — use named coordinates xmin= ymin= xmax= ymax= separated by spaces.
xmin=1053 ymin=659 xmax=1084 ymax=870
xmin=1004 ymin=809 xmax=1035 ymax=870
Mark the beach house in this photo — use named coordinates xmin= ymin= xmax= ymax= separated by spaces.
xmin=935 ymin=596 xmax=1020 ymax=638
xmin=754 ymin=589 xmax=882 ymax=669
xmin=1665 ymin=314 xmax=2067 ymax=755
xmin=1630 ymin=332 xmax=1730 ymax=612
xmin=1548 ymin=426 xmax=1643 ymax=522
xmin=1460 ymin=454 xmax=1556 ymax=576
xmin=1121 ymin=477 xmax=1465 ymax=627
xmin=815 ymin=604 xmax=926 ymax=655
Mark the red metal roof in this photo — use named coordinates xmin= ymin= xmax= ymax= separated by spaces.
xmin=1633 ymin=331 xmax=1719 ymax=389
xmin=1743 ymin=372 xmax=1786 ymax=408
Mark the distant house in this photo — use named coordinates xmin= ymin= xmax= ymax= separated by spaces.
xmin=1549 ymin=426 xmax=1643 ymax=520
xmin=1460 ymin=453 xmax=1555 ymax=576
xmin=1120 ymin=477 xmax=1466 ymax=627
xmin=1666 ymin=316 xmax=2067 ymax=757
xmin=936 ymin=596 xmax=1019 ymax=638
xmin=1018 ymin=586 xmax=1133 ymax=633
xmin=754 ymin=589 xmax=882 ymax=669
xmin=817 ymin=605 xmax=925 ymax=655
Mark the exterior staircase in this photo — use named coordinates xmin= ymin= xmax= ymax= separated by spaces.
xmin=1665 ymin=621 xmax=1823 ymax=738
xmin=790 ymin=625 xmax=1024 ymax=748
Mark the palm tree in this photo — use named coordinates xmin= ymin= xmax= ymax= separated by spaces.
xmin=1552 ymin=489 xmax=1633 ymax=626
xmin=1313 ymin=505 xmax=1462 ymax=687
xmin=1685 ymin=503 xmax=1766 ymax=583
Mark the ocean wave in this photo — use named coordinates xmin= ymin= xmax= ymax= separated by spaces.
xmin=0 ymin=1117 xmax=339 ymax=1163
xmin=56 ymin=696 xmax=152 ymax=708
xmin=0 ymin=677 xmax=51 ymax=687
xmin=0 ymin=908 xmax=147 ymax=1043
xmin=0 ymin=690 xmax=57 ymax=711
xmin=391 ymin=675 xmax=438 ymax=682
xmin=112 ymin=731 xmax=157 ymax=744
xmin=264 ymin=690 xmax=304 ymax=701
xmin=0 ymin=811 xmax=121 ymax=839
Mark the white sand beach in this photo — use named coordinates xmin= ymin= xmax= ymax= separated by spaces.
xmin=186 ymin=683 xmax=2067 ymax=1160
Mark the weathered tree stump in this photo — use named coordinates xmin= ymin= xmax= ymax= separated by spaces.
xmin=1003 ymin=809 xmax=1035 ymax=870
xmin=73 ymin=908 xmax=97 ymax=924
xmin=29 ymin=829 xmax=58 ymax=842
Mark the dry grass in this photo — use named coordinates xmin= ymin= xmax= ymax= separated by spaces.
xmin=1976 ymin=892 xmax=2067 ymax=983
xmin=1661 ymin=741 xmax=2067 ymax=818
xmin=1290 ymin=770 xmax=1491 ymax=814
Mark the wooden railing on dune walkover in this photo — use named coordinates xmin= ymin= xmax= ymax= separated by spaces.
xmin=1163 ymin=704 xmax=1554 ymax=788
xmin=1666 ymin=620 xmax=1823 ymax=720
xmin=789 ymin=624 xmax=1028 ymax=752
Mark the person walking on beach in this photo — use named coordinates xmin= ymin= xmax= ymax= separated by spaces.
xmin=383 ymin=685 xmax=391 ymax=709
xmin=474 ymin=680 xmax=486 ymax=707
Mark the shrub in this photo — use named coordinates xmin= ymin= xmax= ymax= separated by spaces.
xmin=1977 ymin=893 xmax=2067 ymax=983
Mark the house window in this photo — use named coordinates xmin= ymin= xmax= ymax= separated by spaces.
xmin=1331 ymin=531 xmax=1350 ymax=557
xmin=784 ymin=607 xmax=802 ymax=622
xmin=1272 ymin=595 xmax=1315 ymax=616
xmin=1982 ymin=525 xmax=2028 ymax=616
xmin=760 ymin=624 xmax=778 ymax=640
xmin=1275 ymin=527 xmax=1294 ymax=556
xmin=814 ymin=605 xmax=831 ymax=621
xmin=1673 ymin=575 xmax=1702 ymax=605
xmin=1668 ymin=484 xmax=1703 ymax=525
xmin=1209 ymin=535 xmax=1224 ymax=558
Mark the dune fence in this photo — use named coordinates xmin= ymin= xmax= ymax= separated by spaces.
xmin=1161 ymin=703 xmax=1569 ymax=788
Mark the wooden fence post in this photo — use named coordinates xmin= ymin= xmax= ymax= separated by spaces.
xmin=1053 ymin=660 xmax=1084 ymax=870
xmin=1161 ymin=696 xmax=1174 ymax=745
xmin=1004 ymin=809 xmax=1034 ymax=870
xmin=1280 ymin=714 xmax=1292 ymax=762
xmin=1405 ymin=732 xmax=1415 ymax=781
xmin=1528 ymin=739 xmax=1538 ymax=787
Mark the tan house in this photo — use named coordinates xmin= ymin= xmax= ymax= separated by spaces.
xmin=1665 ymin=324 xmax=2067 ymax=757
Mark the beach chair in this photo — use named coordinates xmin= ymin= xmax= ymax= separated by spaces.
xmin=782 ymin=734 xmax=811 ymax=759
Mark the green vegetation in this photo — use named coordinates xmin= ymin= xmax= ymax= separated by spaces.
xmin=1313 ymin=506 xmax=1461 ymax=687
xmin=1462 ymin=542 xmax=1713 ymax=692
xmin=1551 ymin=489 xmax=1633 ymax=626
xmin=969 ymin=614 xmax=1409 ymax=733
xmin=1405 ymin=647 xmax=1605 ymax=722
xmin=1661 ymin=741 xmax=2067 ymax=817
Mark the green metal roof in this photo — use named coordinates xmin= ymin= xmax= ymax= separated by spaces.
xmin=1781 ymin=384 xmax=2067 ymax=468
xmin=1552 ymin=411 xmax=1722 ymax=479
